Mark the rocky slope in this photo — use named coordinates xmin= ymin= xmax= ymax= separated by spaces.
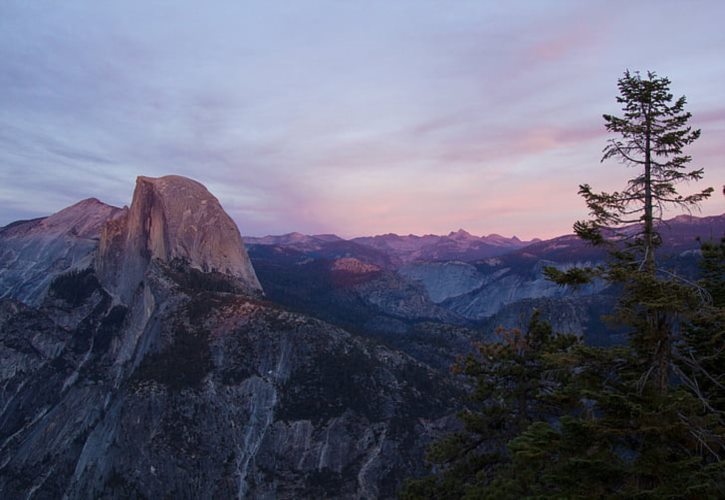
xmin=248 ymin=248 xmax=466 ymax=325
xmin=413 ymin=215 xmax=724 ymax=323
xmin=411 ymin=258 xmax=607 ymax=320
xmin=398 ymin=261 xmax=487 ymax=303
xmin=247 ymin=248 xmax=485 ymax=370
xmin=0 ymin=261 xmax=460 ymax=499
xmin=0 ymin=175 xmax=462 ymax=499
xmin=0 ymin=198 xmax=123 ymax=306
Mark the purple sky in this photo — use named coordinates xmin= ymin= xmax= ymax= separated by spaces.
xmin=1 ymin=1 xmax=723 ymax=239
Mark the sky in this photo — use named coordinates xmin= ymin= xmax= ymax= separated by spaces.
xmin=0 ymin=1 xmax=723 ymax=239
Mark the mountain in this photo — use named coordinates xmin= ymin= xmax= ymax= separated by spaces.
xmin=96 ymin=175 xmax=261 ymax=303
xmin=351 ymin=230 xmax=535 ymax=263
xmin=0 ymin=263 xmax=460 ymax=498
xmin=0 ymin=175 xmax=461 ymax=499
xmin=246 ymin=214 xmax=723 ymax=344
xmin=246 ymin=229 xmax=535 ymax=266
xmin=246 ymin=235 xmax=395 ymax=269
xmin=400 ymin=214 xmax=724 ymax=340
xmin=2 ymin=178 xmax=721 ymax=496
xmin=0 ymin=198 xmax=123 ymax=305
xmin=244 ymin=232 xmax=344 ymax=248
xmin=247 ymin=214 xmax=723 ymax=272
xmin=655 ymin=213 xmax=725 ymax=251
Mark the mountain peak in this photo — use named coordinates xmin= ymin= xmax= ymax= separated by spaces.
xmin=22 ymin=197 xmax=122 ymax=239
xmin=448 ymin=229 xmax=473 ymax=240
xmin=669 ymin=214 xmax=697 ymax=223
xmin=75 ymin=197 xmax=105 ymax=205
xmin=0 ymin=198 xmax=123 ymax=305
xmin=96 ymin=175 xmax=262 ymax=302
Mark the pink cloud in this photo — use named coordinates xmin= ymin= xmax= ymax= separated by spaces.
xmin=526 ymin=24 xmax=594 ymax=63
xmin=694 ymin=108 xmax=725 ymax=126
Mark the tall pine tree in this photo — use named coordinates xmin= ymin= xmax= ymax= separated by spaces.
xmin=403 ymin=71 xmax=722 ymax=499
xmin=541 ymin=70 xmax=723 ymax=495
xmin=549 ymin=70 xmax=713 ymax=394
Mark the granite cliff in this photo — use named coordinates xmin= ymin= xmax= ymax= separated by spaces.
xmin=96 ymin=175 xmax=261 ymax=303
xmin=0 ymin=175 xmax=459 ymax=499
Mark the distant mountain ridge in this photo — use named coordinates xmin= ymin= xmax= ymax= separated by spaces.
xmin=246 ymin=229 xmax=538 ymax=264
xmin=245 ymin=213 xmax=723 ymax=344
xmin=245 ymin=213 xmax=724 ymax=265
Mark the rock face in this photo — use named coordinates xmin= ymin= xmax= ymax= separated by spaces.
xmin=430 ymin=259 xmax=606 ymax=320
xmin=0 ymin=198 xmax=123 ymax=305
xmin=399 ymin=261 xmax=486 ymax=303
xmin=330 ymin=257 xmax=381 ymax=274
xmin=96 ymin=175 xmax=261 ymax=303
xmin=0 ymin=261 xmax=459 ymax=499
xmin=0 ymin=176 xmax=460 ymax=499
xmin=248 ymin=249 xmax=465 ymax=329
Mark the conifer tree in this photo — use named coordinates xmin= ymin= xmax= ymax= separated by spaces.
xmin=680 ymin=238 xmax=725 ymax=460
xmin=399 ymin=312 xmax=578 ymax=499
xmin=575 ymin=70 xmax=712 ymax=267
xmin=548 ymin=70 xmax=713 ymax=394
xmin=402 ymin=71 xmax=722 ymax=499
xmin=515 ymin=238 xmax=725 ymax=498
xmin=540 ymin=70 xmax=723 ymax=495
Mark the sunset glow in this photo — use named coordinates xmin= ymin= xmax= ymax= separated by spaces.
xmin=1 ymin=1 xmax=723 ymax=239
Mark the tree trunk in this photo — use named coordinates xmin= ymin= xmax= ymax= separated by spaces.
xmin=651 ymin=310 xmax=671 ymax=395
xmin=643 ymin=119 xmax=655 ymax=274
xmin=644 ymin=106 xmax=668 ymax=394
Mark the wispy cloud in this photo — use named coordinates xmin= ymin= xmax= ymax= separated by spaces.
xmin=0 ymin=1 xmax=723 ymax=238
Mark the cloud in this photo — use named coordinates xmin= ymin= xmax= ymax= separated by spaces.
xmin=1 ymin=1 xmax=724 ymax=239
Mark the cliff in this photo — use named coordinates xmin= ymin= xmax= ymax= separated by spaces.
xmin=96 ymin=175 xmax=261 ymax=303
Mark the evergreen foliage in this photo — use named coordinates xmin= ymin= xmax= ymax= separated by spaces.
xmin=401 ymin=72 xmax=724 ymax=498
xmin=576 ymin=70 xmax=711 ymax=270
xmin=48 ymin=268 xmax=100 ymax=306
xmin=400 ymin=312 xmax=579 ymax=498
xmin=547 ymin=70 xmax=714 ymax=395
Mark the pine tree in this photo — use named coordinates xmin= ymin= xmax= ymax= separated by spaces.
xmin=549 ymin=70 xmax=713 ymax=395
xmin=679 ymin=238 xmax=725 ymax=463
xmin=500 ymin=363 xmax=724 ymax=497
xmin=399 ymin=312 xmax=578 ymax=499
xmin=402 ymin=71 xmax=722 ymax=499
xmin=505 ymin=263 xmax=725 ymax=496
xmin=539 ymin=71 xmax=724 ymax=495
xmin=576 ymin=70 xmax=712 ymax=268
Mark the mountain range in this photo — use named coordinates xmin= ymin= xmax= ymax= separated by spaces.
xmin=245 ymin=213 xmax=723 ymax=345
xmin=0 ymin=175 xmax=722 ymax=498
xmin=245 ymin=229 xmax=537 ymax=266
xmin=245 ymin=214 xmax=722 ymax=267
